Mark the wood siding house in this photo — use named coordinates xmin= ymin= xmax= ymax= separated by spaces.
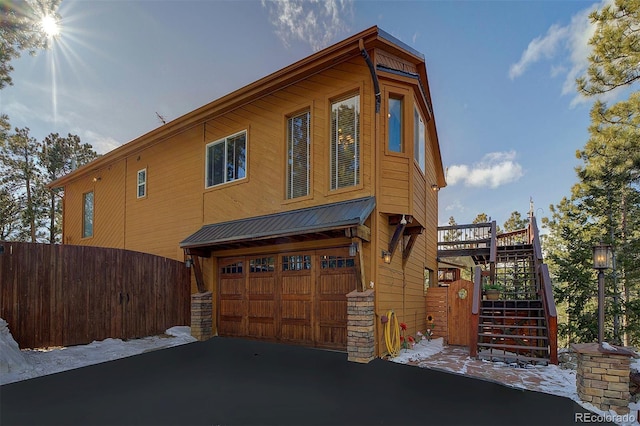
xmin=50 ymin=26 xmax=447 ymax=361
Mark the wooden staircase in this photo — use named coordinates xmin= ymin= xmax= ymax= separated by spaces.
xmin=438 ymin=216 xmax=558 ymax=365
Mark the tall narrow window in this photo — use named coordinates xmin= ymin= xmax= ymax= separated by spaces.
xmin=414 ymin=106 xmax=426 ymax=173
xmin=287 ymin=111 xmax=310 ymax=199
xmin=206 ymin=131 xmax=247 ymax=187
xmin=330 ymin=94 xmax=360 ymax=190
xmin=137 ymin=168 xmax=146 ymax=198
xmin=82 ymin=191 xmax=94 ymax=238
xmin=388 ymin=97 xmax=402 ymax=152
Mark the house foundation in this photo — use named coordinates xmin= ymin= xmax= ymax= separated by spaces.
xmin=572 ymin=343 xmax=637 ymax=415
xmin=191 ymin=292 xmax=213 ymax=341
xmin=346 ymin=289 xmax=375 ymax=363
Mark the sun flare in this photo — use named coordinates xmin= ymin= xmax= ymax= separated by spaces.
xmin=40 ymin=15 xmax=60 ymax=38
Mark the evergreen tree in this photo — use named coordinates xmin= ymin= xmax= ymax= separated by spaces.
xmin=0 ymin=127 xmax=45 ymax=242
xmin=0 ymin=0 xmax=61 ymax=89
xmin=39 ymin=133 xmax=97 ymax=243
xmin=503 ymin=211 xmax=528 ymax=232
xmin=543 ymin=199 xmax=601 ymax=345
xmin=577 ymin=0 xmax=640 ymax=96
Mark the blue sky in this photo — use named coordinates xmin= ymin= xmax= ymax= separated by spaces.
xmin=1 ymin=0 xmax=614 ymax=227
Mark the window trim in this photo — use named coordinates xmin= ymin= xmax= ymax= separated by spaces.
xmin=285 ymin=109 xmax=312 ymax=201
xmin=136 ymin=168 xmax=147 ymax=199
xmin=387 ymin=95 xmax=404 ymax=154
xmin=82 ymin=190 xmax=94 ymax=239
xmin=205 ymin=130 xmax=248 ymax=189
xmin=329 ymin=92 xmax=362 ymax=192
xmin=414 ymin=105 xmax=426 ymax=174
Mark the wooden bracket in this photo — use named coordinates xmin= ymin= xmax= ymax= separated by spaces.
xmin=402 ymin=227 xmax=423 ymax=268
xmin=185 ymin=249 xmax=206 ymax=293
xmin=345 ymin=224 xmax=371 ymax=242
xmin=352 ymin=238 xmax=367 ymax=292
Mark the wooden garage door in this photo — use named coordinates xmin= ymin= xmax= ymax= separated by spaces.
xmin=218 ymin=248 xmax=356 ymax=350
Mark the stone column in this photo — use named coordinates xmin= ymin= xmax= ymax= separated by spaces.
xmin=191 ymin=292 xmax=212 ymax=341
xmin=571 ymin=343 xmax=637 ymax=415
xmin=346 ymin=289 xmax=375 ymax=363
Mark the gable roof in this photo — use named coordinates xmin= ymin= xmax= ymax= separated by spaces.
xmin=180 ymin=196 xmax=376 ymax=250
xmin=50 ymin=26 xmax=445 ymax=189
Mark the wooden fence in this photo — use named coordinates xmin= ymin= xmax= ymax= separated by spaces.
xmin=0 ymin=241 xmax=191 ymax=349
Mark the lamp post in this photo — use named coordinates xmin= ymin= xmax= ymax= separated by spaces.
xmin=593 ymin=243 xmax=612 ymax=344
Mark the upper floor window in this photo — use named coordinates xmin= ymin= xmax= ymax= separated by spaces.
xmin=286 ymin=111 xmax=310 ymax=199
xmin=206 ymin=131 xmax=246 ymax=188
xmin=330 ymin=94 xmax=360 ymax=190
xmin=82 ymin=191 xmax=94 ymax=238
xmin=414 ymin=106 xmax=426 ymax=173
xmin=388 ymin=97 xmax=403 ymax=153
xmin=137 ymin=168 xmax=147 ymax=198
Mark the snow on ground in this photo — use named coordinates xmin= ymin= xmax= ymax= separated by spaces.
xmin=389 ymin=337 xmax=444 ymax=363
xmin=1 ymin=318 xmax=638 ymax=425
xmin=391 ymin=338 xmax=639 ymax=426
xmin=0 ymin=318 xmax=196 ymax=386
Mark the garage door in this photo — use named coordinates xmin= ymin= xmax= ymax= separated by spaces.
xmin=218 ymin=248 xmax=357 ymax=350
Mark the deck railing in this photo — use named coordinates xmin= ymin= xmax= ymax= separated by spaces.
xmin=437 ymin=222 xmax=497 ymax=262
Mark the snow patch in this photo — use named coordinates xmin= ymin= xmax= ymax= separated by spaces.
xmin=390 ymin=338 xmax=444 ymax=364
xmin=0 ymin=319 xmax=31 ymax=375
xmin=0 ymin=319 xmax=196 ymax=385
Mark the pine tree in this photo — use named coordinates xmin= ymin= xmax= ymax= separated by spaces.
xmin=0 ymin=127 xmax=45 ymax=242
xmin=503 ymin=211 xmax=527 ymax=232
xmin=39 ymin=133 xmax=97 ymax=243
xmin=0 ymin=0 xmax=62 ymax=89
xmin=577 ymin=0 xmax=640 ymax=96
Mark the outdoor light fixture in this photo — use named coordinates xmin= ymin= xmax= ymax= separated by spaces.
xmin=349 ymin=242 xmax=358 ymax=257
xmin=382 ymin=250 xmax=391 ymax=264
xmin=593 ymin=242 xmax=612 ymax=344
xmin=593 ymin=243 xmax=612 ymax=270
xmin=185 ymin=258 xmax=193 ymax=268
xmin=431 ymin=184 xmax=439 ymax=191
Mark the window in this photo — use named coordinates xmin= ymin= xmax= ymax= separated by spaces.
xmin=221 ymin=262 xmax=243 ymax=275
xmin=330 ymin=94 xmax=360 ymax=190
xmin=320 ymin=255 xmax=355 ymax=269
xmin=137 ymin=168 xmax=146 ymax=198
xmin=282 ymin=255 xmax=311 ymax=271
xmin=286 ymin=111 xmax=310 ymax=199
xmin=206 ymin=131 xmax=247 ymax=188
xmin=250 ymin=257 xmax=275 ymax=273
xmin=82 ymin=191 xmax=94 ymax=238
xmin=388 ymin=97 xmax=402 ymax=153
xmin=414 ymin=106 xmax=426 ymax=173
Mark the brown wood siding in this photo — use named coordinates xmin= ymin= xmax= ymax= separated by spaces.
xmin=375 ymin=212 xmax=428 ymax=355
xmin=376 ymin=50 xmax=418 ymax=75
xmin=379 ymin=156 xmax=410 ymax=214
xmin=62 ymin=160 xmax=126 ymax=248
xmin=124 ymin=126 xmax=204 ymax=260
xmin=202 ymin=57 xmax=373 ymax=226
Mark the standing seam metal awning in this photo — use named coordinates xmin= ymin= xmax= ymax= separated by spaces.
xmin=180 ymin=196 xmax=376 ymax=250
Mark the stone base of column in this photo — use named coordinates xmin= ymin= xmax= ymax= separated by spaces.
xmin=347 ymin=289 xmax=375 ymax=363
xmin=572 ymin=343 xmax=637 ymax=416
xmin=191 ymin=292 xmax=213 ymax=341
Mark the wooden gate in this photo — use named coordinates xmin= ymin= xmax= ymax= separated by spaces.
xmin=0 ymin=241 xmax=191 ymax=349
xmin=447 ymin=279 xmax=473 ymax=346
xmin=217 ymin=248 xmax=355 ymax=350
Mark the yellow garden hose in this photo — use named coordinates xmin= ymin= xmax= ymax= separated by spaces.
xmin=384 ymin=310 xmax=401 ymax=357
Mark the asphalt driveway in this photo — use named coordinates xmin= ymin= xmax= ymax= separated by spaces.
xmin=1 ymin=337 xmax=609 ymax=426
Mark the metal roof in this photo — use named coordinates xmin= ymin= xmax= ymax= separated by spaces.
xmin=180 ymin=196 xmax=376 ymax=249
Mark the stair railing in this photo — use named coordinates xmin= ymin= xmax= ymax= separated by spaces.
xmin=470 ymin=265 xmax=483 ymax=358
xmin=529 ymin=215 xmax=558 ymax=364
